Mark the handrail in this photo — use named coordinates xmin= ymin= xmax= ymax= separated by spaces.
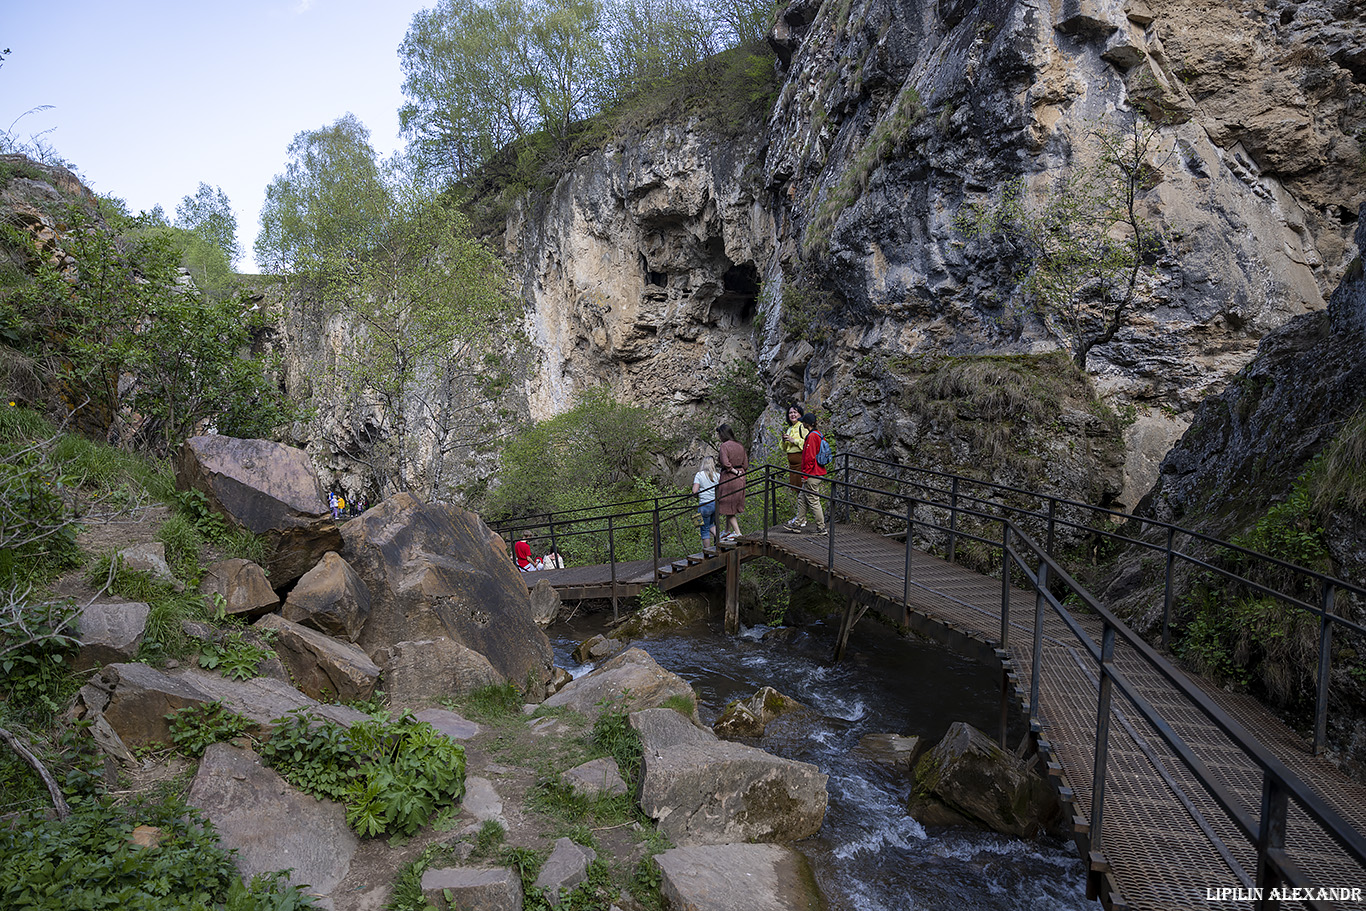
xmin=494 ymin=449 xmax=1366 ymax=902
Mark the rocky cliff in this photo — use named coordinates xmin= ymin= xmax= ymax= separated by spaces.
xmin=500 ymin=0 xmax=1363 ymax=504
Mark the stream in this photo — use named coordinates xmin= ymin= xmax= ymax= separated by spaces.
xmin=549 ymin=611 xmax=1097 ymax=910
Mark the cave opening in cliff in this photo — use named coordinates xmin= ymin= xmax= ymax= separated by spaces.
xmin=716 ymin=261 xmax=761 ymax=323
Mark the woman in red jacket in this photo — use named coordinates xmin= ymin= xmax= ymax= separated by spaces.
xmin=785 ymin=412 xmax=827 ymax=534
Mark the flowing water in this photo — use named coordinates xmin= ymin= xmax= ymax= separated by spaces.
xmin=549 ymin=611 xmax=1097 ymax=911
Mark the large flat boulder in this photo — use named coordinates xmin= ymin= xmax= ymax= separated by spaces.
xmin=187 ymin=742 xmax=357 ymax=897
xmin=654 ymin=843 xmax=823 ymax=911
xmin=631 ymin=707 xmax=828 ymax=846
xmin=253 ymin=613 xmax=381 ymax=703
xmin=542 ymin=648 xmax=697 ymax=720
xmin=176 ymin=435 xmax=341 ymax=585
xmin=341 ymin=493 xmax=552 ymax=691
xmin=421 ymin=866 xmax=521 ymax=911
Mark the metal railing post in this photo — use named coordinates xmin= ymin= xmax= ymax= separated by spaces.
xmin=764 ymin=468 xmax=771 ymax=546
xmin=1255 ymin=775 xmax=1288 ymax=904
xmin=902 ymin=498 xmax=913 ymax=625
xmin=1162 ymin=526 xmax=1175 ymax=651
xmin=1031 ymin=561 xmax=1049 ymax=720
xmin=608 ymin=514 xmax=619 ymax=623
xmin=947 ymin=476 xmax=959 ymax=564
xmin=549 ymin=516 xmax=558 ymax=561
xmin=652 ymin=498 xmax=661 ymax=585
xmin=1000 ymin=524 xmax=1011 ymax=649
xmin=1314 ymin=583 xmax=1336 ymax=755
xmin=841 ymin=452 xmax=851 ymax=523
xmin=826 ymin=477 xmax=836 ymax=571
xmin=1088 ymin=622 xmax=1117 ymax=896
xmin=1046 ymin=498 xmax=1057 ymax=556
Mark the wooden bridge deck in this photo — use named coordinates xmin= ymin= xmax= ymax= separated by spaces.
xmin=528 ymin=523 xmax=1366 ymax=911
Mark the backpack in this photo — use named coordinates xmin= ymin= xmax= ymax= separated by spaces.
xmin=815 ymin=433 xmax=832 ymax=467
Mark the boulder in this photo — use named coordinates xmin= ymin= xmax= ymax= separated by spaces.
xmin=713 ymin=686 xmax=806 ymax=739
xmin=413 ymin=708 xmax=481 ymax=740
xmin=118 ymin=542 xmax=183 ymax=591
xmin=375 ymin=637 xmax=504 ymax=707
xmin=340 ymin=493 xmax=553 ymax=692
xmin=199 ymin=558 xmax=279 ymax=619
xmin=609 ymin=593 xmax=710 ymax=639
xmin=73 ymin=601 xmax=149 ymax=670
xmin=654 ymin=843 xmax=823 ymax=911
xmin=532 ymin=838 xmax=596 ymax=906
xmin=76 ymin=662 xmax=216 ymax=748
xmin=910 ymin=722 xmax=1061 ymax=838
xmin=562 ymin=757 xmax=628 ymax=798
xmin=281 ymin=551 xmax=370 ymax=641
xmin=572 ymin=634 xmax=625 ymax=664
xmin=420 ymin=867 xmax=521 ymax=911
xmin=631 ymin=707 xmax=828 ymax=846
xmin=187 ymin=742 xmax=357 ymax=897
xmin=253 ymin=614 xmax=381 ymax=703
xmin=176 ymin=435 xmax=342 ymax=585
xmin=528 ymin=579 xmax=561 ymax=627
xmin=853 ymin=733 xmax=923 ymax=772
xmin=546 ymin=666 xmax=573 ymax=697
xmin=542 ymin=648 xmax=698 ymax=721
xmin=168 ymin=667 xmax=367 ymax=732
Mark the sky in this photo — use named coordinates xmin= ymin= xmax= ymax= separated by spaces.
xmin=3 ymin=0 xmax=434 ymax=272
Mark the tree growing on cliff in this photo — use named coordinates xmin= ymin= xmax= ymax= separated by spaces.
xmin=257 ymin=118 xmax=526 ymax=497
xmin=957 ymin=114 xmax=1165 ymax=370
xmin=174 ymin=182 xmax=241 ymax=268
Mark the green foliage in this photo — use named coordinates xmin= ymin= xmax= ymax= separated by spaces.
xmin=486 ymin=386 xmax=676 ymax=530
xmin=0 ymin=795 xmax=317 ymax=910
xmin=4 ymin=207 xmax=293 ymax=456
xmin=259 ymin=711 xmax=467 ymax=838
xmin=1176 ymin=465 xmax=1333 ymax=711
xmin=166 ymin=700 xmax=257 ymax=758
xmin=706 ymin=359 xmax=765 ymax=446
xmin=258 ymin=117 xmax=525 ymax=497
xmin=175 ymin=182 xmax=242 ymax=269
xmin=198 ymin=630 xmax=276 ymax=681
xmin=461 ymin=681 xmax=527 ymax=722
xmin=590 ymin=696 xmax=643 ymax=789
xmin=956 ymin=114 xmax=1164 ymax=370
xmin=0 ymin=618 xmax=80 ymax=726
xmin=1310 ymin=402 xmax=1366 ymax=516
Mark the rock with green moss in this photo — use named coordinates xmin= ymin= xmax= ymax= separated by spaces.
xmin=908 ymin=721 xmax=1060 ymax=838
xmin=713 ymin=686 xmax=807 ymax=739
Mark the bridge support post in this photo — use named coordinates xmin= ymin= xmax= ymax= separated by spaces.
xmin=833 ymin=595 xmax=867 ymax=664
xmin=724 ymin=547 xmax=740 ymax=635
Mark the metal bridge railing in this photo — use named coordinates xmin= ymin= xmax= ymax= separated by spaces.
xmin=494 ymin=451 xmax=1365 ymax=905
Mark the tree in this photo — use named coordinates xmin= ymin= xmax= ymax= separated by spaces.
xmin=174 ymin=183 xmax=241 ymax=268
xmin=256 ymin=119 xmax=527 ymax=498
xmin=598 ymin=0 xmax=715 ymax=102
xmin=957 ymin=114 xmax=1165 ymax=370
xmin=399 ymin=0 xmax=607 ymax=180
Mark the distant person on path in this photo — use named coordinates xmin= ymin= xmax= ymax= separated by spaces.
xmin=716 ymin=424 xmax=749 ymax=544
xmin=514 ymin=539 xmax=532 ymax=570
xmin=781 ymin=402 xmax=806 ymax=505
xmin=692 ymin=455 xmax=720 ymax=548
xmin=786 ymin=412 xmax=828 ymax=535
xmin=329 ymin=490 xmax=340 ymax=520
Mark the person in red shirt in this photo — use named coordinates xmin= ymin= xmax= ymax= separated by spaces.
xmin=785 ymin=412 xmax=827 ymax=534
xmin=514 ymin=539 xmax=532 ymax=570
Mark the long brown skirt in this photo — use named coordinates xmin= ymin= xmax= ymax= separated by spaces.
xmin=716 ymin=470 xmax=746 ymax=515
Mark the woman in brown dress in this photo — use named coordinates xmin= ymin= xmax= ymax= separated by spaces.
xmin=715 ymin=424 xmax=749 ymax=543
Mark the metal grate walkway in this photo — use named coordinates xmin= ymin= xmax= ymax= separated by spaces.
xmin=528 ymin=523 xmax=1366 ymax=910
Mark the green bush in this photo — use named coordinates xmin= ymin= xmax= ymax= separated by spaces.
xmin=198 ymin=630 xmax=276 ymax=681
xmin=259 ymin=711 xmax=467 ymax=838
xmin=166 ymin=700 xmax=257 ymax=758
xmin=590 ymin=697 xmax=643 ymax=790
xmin=0 ymin=795 xmax=317 ymax=910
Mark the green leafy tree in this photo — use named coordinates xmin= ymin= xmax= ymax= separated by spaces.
xmin=957 ymin=114 xmax=1164 ymax=370
xmin=598 ymin=0 xmax=716 ymax=102
xmin=174 ymin=182 xmax=241 ymax=267
xmin=257 ymin=119 xmax=526 ymax=497
xmin=5 ymin=207 xmax=292 ymax=454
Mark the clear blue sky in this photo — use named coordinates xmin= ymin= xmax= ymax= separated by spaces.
xmin=3 ymin=0 xmax=433 ymax=272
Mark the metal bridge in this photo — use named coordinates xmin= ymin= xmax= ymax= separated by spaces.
xmin=497 ymin=453 xmax=1366 ymax=911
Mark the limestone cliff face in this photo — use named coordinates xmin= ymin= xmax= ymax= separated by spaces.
xmin=505 ymin=0 xmax=1363 ymax=502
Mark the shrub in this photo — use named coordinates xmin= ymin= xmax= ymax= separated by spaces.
xmin=166 ymin=700 xmax=257 ymax=758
